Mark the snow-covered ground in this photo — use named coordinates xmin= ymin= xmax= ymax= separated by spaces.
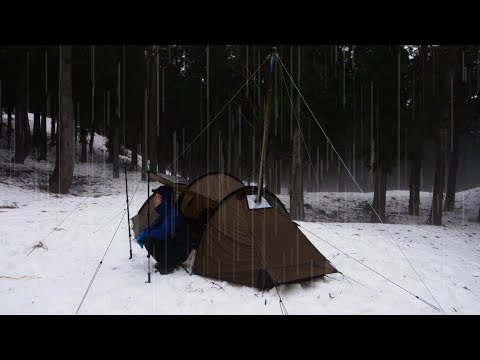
xmin=1 ymin=113 xmax=479 ymax=314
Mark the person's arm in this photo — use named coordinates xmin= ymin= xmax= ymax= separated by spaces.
xmin=148 ymin=212 xmax=183 ymax=241
xmin=149 ymin=216 xmax=161 ymax=230
xmin=147 ymin=205 xmax=164 ymax=230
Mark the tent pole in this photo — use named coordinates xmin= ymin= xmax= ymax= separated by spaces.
xmin=256 ymin=47 xmax=278 ymax=203
xmin=125 ymin=165 xmax=133 ymax=259
xmin=146 ymin=170 xmax=151 ymax=283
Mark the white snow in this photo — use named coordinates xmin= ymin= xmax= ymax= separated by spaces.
xmin=1 ymin=113 xmax=479 ymax=314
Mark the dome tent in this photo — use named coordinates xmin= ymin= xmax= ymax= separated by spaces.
xmin=132 ymin=172 xmax=337 ymax=289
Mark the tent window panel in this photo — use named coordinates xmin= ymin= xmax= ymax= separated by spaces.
xmin=246 ymin=195 xmax=272 ymax=210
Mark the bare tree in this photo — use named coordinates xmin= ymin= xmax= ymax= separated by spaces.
xmin=408 ymin=140 xmax=422 ymax=216
xmin=444 ymin=132 xmax=459 ymax=211
xmin=428 ymin=46 xmax=456 ymax=226
xmin=290 ymin=126 xmax=304 ymax=220
xmin=48 ymin=45 xmax=75 ymax=194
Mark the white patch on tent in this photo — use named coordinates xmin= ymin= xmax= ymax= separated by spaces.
xmin=246 ymin=195 xmax=272 ymax=210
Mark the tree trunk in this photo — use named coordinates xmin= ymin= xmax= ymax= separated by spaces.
xmin=33 ymin=110 xmax=40 ymax=148
xmin=89 ymin=126 xmax=95 ymax=155
xmin=141 ymin=137 xmax=147 ymax=181
xmin=7 ymin=106 xmax=12 ymax=149
xmin=218 ymin=130 xmax=225 ymax=173
xmin=23 ymin=110 xmax=32 ymax=159
xmin=290 ymin=126 xmax=304 ymax=221
xmin=14 ymin=49 xmax=27 ymax=163
xmin=276 ymin=159 xmax=282 ymax=194
xmin=273 ymin=158 xmax=281 ymax=195
xmin=231 ymin=126 xmax=241 ymax=180
xmin=79 ymin=123 xmax=87 ymax=162
xmin=148 ymin=56 xmax=158 ymax=174
xmin=48 ymin=45 xmax=75 ymax=194
xmin=0 ymin=81 xmax=2 ymax=138
xmin=371 ymin=168 xmax=388 ymax=223
xmin=428 ymin=119 xmax=448 ymax=225
xmin=408 ymin=141 xmax=422 ymax=216
xmin=159 ymin=98 xmax=168 ymax=174
xmin=266 ymin=150 xmax=274 ymax=192
xmin=106 ymin=129 xmax=113 ymax=163
xmin=14 ymin=101 xmax=25 ymax=164
xmin=113 ymin=125 xmax=120 ymax=178
xmin=444 ymin=132 xmax=458 ymax=212
xmin=39 ymin=110 xmax=47 ymax=161
xmin=266 ymin=150 xmax=281 ymax=195
xmin=337 ymin=146 xmax=347 ymax=192
xmin=74 ymin=102 xmax=78 ymax=154
xmin=428 ymin=46 xmax=455 ymax=226
xmin=50 ymin=115 xmax=56 ymax=147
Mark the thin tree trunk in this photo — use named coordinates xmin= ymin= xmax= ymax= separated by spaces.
xmin=444 ymin=132 xmax=459 ymax=211
xmin=23 ymin=110 xmax=32 ymax=159
xmin=106 ymin=131 xmax=113 ymax=163
xmin=428 ymin=119 xmax=448 ymax=225
xmin=74 ymin=102 xmax=78 ymax=154
xmin=159 ymin=96 xmax=167 ymax=174
xmin=89 ymin=126 xmax=95 ymax=154
xmin=113 ymin=125 xmax=120 ymax=178
xmin=371 ymin=168 xmax=388 ymax=222
xmin=337 ymin=146 xmax=347 ymax=192
xmin=141 ymin=138 xmax=147 ymax=181
xmin=266 ymin=150 xmax=281 ymax=195
xmin=39 ymin=110 xmax=47 ymax=161
xmin=79 ymin=122 xmax=87 ymax=162
xmin=33 ymin=110 xmax=40 ymax=148
xmin=266 ymin=149 xmax=274 ymax=192
xmin=408 ymin=141 xmax=422 ymax=216
xmin=14 ymin=50 xmax=26 ymax=163
xmin=231 ymin=125 xmax=241 ymax=180
xmin=275 ymin=159 xmax=281 ymax=194
xmin=0 ymin=82 xmax=2 ymax=138
xmin=14 ymin=101 xmax=25 ymax=164
xmin=428 ymin=46 xmax=455 ymax=226
xmin=290 ymin=126 xmax=304 ymax=220
xmin=7 ymin=106 xmax=12 ymax=149
xmin=148 ymin=55 xmax=158 ymax=174
xmin=273 ymin=158 xmax=281 ymax=195
xmin=50 ymin=115 xmax=56 ymax=147
xmin=48 ymin=45 xmax=75 ymax=194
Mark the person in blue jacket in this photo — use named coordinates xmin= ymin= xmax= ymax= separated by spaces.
xmin=136 ymin=186 xmax=188 ymax=274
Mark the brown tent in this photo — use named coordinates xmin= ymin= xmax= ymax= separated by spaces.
xmin=132 ymin=172 xmax=337 ymax=289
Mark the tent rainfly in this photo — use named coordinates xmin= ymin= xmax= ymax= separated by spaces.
xmin=132 ymin=172 xmax=337 ymax=289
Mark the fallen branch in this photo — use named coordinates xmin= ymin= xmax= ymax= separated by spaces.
xmin=0 ymin=275 xmax=42 ymax=280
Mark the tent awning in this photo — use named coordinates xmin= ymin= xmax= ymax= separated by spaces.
xmin=147 ymin=172 xmax=218 ymax=219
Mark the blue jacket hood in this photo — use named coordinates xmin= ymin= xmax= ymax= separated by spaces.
xmin=152 ymin=186 xmax=175 ymax=220
xmin=153 ymin=186 xmax=173 ymax=205
xmin=147 ymin=186 xmax=184 ymax=242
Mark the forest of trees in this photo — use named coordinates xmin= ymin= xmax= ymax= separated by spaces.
xmin=1 ymin=45 xmax=479 ymax=225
